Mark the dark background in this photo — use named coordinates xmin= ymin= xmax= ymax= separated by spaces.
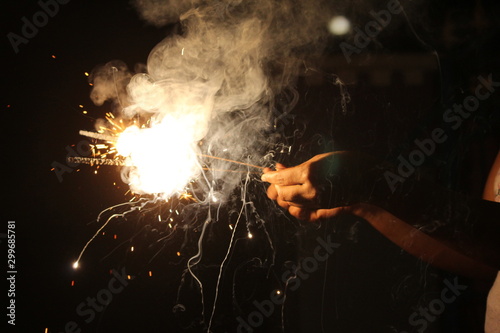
xmin=2 ymin=0 xmax=500 ymax=332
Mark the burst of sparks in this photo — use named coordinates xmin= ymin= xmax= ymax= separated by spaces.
xmin=114 ymin=118 xmax=200 ymax=197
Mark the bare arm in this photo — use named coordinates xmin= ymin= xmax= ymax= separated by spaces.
xmin=262 ymin=151 xmax=500 ymax=279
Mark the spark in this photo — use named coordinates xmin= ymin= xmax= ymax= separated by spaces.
xmin=73 ymin=199 xmax=152 ymax=268
xmin=207 ymin=173 xmax=250 ymax=331
xmin=247 ymin=232 xmax=253 ymax=239
xmin=180 ymin=193 xmax=194 ymax=201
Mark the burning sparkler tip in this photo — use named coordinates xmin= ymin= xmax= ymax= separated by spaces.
xmin=72 ymin=261 xmax=79 ymax=269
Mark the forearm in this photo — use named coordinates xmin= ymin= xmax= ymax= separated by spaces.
xmin=344 ymin=202 xmax=499 ymax=280
xmin=363 ymin=164 xmax=500 ymax=271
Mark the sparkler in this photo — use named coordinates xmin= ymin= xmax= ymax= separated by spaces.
xmin=70 ymin=111 xmax=265 ymax=272
xmin=68 ymin=155 xmax=261 ymax=172
xmin=73 ymin=114 xmax=264 ymax=197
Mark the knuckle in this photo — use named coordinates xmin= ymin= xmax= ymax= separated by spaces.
xmin=308 ymin=187 xmax=318 ymax=201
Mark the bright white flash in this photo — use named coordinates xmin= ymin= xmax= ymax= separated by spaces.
xmin=116 ymin=115 xmax=200 ymax=198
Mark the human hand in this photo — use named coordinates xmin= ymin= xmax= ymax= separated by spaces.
xmin=261 ymin=151 xmax=374 ymax=222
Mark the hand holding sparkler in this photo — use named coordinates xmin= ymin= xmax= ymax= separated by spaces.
xmin=261 ymin=151 xmax=376 ymax=222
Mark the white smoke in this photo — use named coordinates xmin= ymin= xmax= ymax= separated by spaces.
xmin=89 ymin=0 xmax=337 ymax=199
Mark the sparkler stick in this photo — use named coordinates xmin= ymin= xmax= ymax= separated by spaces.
xmin=67 ymin=156 xmax=127 ymax=166
xmin=66 ymin=156 xmax=261 ymax=173
xmin=198 ymin=154 xmax=264 ymax=170
xmin=79 ymin=130 xmax=116 ymax=142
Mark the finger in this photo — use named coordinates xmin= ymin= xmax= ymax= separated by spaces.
xmin=288 ymin=206 xmax=349 ymax=222
xmin=261 ymin=166 xmax=305 ymax=185
xmin=276 ymin=196 xmax=291 ymax=210
xmin=288 ymin=206 xmax=312 ymax=220
xmin=263 ymin=167 xmax=273 ymax=173
xmin=307 ymin=207 xmax=347 ymax=222
xmin=263 ymin=163 xmax=286 ymax=175
xmin=266 ymin=184 xmax=278 ymax=200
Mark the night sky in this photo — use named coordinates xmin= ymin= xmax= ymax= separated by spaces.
xmin=3 ymin=1 xmax=500 ymax=333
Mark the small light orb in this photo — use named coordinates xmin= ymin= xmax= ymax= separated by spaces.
xmin=328 ymin=16 xmax=351 ymax=35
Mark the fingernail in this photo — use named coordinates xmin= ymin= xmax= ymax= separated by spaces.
xmin=261 ymin=174 xmax=268 ymax=181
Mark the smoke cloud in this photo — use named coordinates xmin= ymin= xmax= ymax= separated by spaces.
xmin=89 ymin=0 xmax=337 ymax=199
